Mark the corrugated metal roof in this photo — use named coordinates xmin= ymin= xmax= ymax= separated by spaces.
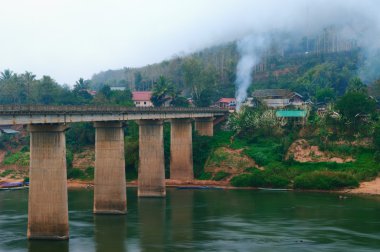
xmin=0 ymin=128 xmax=19 ymax=134
xmin=252 ymin=89 xmax=303 ymax=99
xmin=276 ymin=110 xmax=307 ymax=118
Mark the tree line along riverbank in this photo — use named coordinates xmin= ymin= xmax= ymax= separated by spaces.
xmin=1 ymin=116 xmax=380 ymax=194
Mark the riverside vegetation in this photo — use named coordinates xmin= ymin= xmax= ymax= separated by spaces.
xmin=1 ymin=38 xmax=380 ymax=191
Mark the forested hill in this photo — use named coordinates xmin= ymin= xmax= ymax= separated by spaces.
xmin=91 ymin=29 xmax=379 ymax=105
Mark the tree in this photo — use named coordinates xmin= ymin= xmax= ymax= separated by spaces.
xmin=151 ymin=76 xmax=173 ymax=107
xmin=336 ymin=91 xmax=376 ymax=134
xmin=346 ymin=77 xmax=367 ymax=94
xmin=0 ymin=69 xmax=14 ymax=81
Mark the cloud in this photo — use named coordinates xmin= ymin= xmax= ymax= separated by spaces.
xmin=0 ymin=0 xmax=379 ymax=85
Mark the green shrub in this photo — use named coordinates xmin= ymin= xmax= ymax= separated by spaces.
xmin=231 ymin=169 xmax=290 ymax=188
xmin=85 ymin=166 xmax=94 ymax=179
xmin=230 ymin=174 xmax=255 ymax=187
xmin=0 ymin=141 xmax=5 ymax=149
xmin=66 ymin=150 xmax=74 ymax=169
xmin=294 ymin=171 xmax=359 ymax=190
xmin=198 ymin=172 xmax=212 ymax=180
xmin=265 ymin=174 xmax=291 ymax=188
xmin=213 ymin=171 xmax=230 ymax=181
xmin=244 ymin=150 xmax=269 ymax=166
xmin=20 ymin=146 xmax=29 ymax=152
xmin=0 ymin=170 xmax=13 ymax=177
xmin=23 ymin=177 xmax=29 ymax=183
xmin=67 ymin=168 xmax=86 ymax=179
xmin=374 ymin=151 xmax=380 ymax=162
xmin=2 ymin=152 xmax=29 ymax=166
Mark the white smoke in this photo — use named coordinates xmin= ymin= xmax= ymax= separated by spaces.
xmin=235 ymin=35 xmax=268 ymax=110
xmin=232 ymin=1 xmax=380 ymax=109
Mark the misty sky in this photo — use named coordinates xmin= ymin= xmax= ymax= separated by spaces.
xmin=0 ymin=0 xmax=379 ymax=86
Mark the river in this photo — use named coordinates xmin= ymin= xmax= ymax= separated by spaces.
xmin=0 ymin=188 xmax=379 ymax=252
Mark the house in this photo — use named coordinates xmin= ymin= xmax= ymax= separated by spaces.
xmin=216 ymin=98 xmax=236 ymax=110
xmin=132 ymin=91 xmax=153 ymax=107
xmin=251 ymin=89 xmax=304 ymax=108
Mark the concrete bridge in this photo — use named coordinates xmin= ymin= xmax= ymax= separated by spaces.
xmin=0 ymin=105 xmax=228 ymax=240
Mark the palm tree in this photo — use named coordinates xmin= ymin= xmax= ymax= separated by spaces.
xmin=22 ymin=71 xmax=36 ymax=104
xmin=151 ymin=76 xmax=173 ymax=107
xmin=0 ymin=69 xmax=14 ymax=81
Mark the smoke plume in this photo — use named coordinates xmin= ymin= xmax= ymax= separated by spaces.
xmin=235 ymin=35 xmax=268 ymax=110
xmin=233 ymin=0 xmax=380 ymax=110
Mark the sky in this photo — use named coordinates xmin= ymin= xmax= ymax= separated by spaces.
xmin=0 ymin=0 xmax=379 ymax=86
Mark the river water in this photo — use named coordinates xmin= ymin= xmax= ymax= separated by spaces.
xmin=0 ymin=188 xmax=379 ymax=252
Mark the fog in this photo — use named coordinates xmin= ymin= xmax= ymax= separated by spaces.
xmin=0 ymin=0 xmax=379 ymax=86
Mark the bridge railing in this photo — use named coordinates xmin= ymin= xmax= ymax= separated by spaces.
xmin=0 ymin=105 xmax=229 ymax=115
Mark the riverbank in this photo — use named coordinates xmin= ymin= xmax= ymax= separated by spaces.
xmin=64 ymin=177 xmax=380 ymax=196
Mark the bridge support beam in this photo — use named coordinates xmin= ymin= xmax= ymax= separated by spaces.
xmin=138 ymin=120 xmax=165 ymax=197
xmin=27 ymin=124 xmax=69 ymax=240
xmin=94 ymin=122 xmax=126 ymax=214
xmin=170 ymin=119 xmax=193 ymax=180
xmin=194 ymin=117 xmax=214 ymax=136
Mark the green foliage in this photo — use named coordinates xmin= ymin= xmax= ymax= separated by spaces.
xmin=66 ymin=149 xmax=74 ymax=170
xmin=23 ymin=177 xmax=29 ymax=183
xmin=66 ymin=123 xmax=95 ymax=150
xmin=230 ymin=169 xmax=290 ymax=188
xmin=193 ymin=134 xmax=214 ymax=178
xmin=67 ymin=168 xmax=86 ymax=179
xmin=85 ymin=166 xmax=94 ymax=179
xmin=294 ymin=171 xmax=359 ymax=190
xmin=373 ymin=123 xmax=380 ymax=150
xmin=198 ymin=172 xmax=212 ymax=180
xmin=151 ymin=76 xmax=173 ymax=107
xmin=315 ymin=87 xmax=336 ymax=103
xmin=228 ymin=107 xmax=282 ymax=139
xmin=2 ymin=152 xmax=29 ymax=166
xmin=125 ymin=137 xmax=139 ymax=177
xmin=336 ymin=91 xmax=376 ymax=135
xmin=0 ymin=170 xmax=14 ymax=177
xmin=20 ymin=145 xmax=29 ymax=152
xmin=213 ymin=171 xmax=230 ymax=181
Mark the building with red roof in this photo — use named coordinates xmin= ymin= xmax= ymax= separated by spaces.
xmin=132 ymin=91 xmax=153 ymax=107
xmin=216 ymin=98 xmax=236 ymax=109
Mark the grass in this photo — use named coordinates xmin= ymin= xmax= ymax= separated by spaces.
xmin=67 ymin=166 xmax=94 ymax=180
xmin=228 ymin=133 xmax=380 ymax=189
xmin=212 ymin=171 xmax=230 ymax=181
xmin=2 ymin=152 xmax=29 ymax=166
xmin=0 ymin=169 xmax=14 ymax=177
xmin=293 ymin=171 xmax=359 ymax=190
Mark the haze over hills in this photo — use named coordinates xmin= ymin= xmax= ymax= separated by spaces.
xmin=91 ymin=27 xmax=364 ymax=105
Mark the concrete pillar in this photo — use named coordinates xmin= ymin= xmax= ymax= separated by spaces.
xmin=170 ymin=119 xmax=193 ymax=180
xmin=27 ymin=124 xmax=69 ymax=240
xmin=94 ymin=122 xmax=126 ymax=214
xmin=138 ymin=120 xmax=165 ymax=197
xmin=194 ymin=117 xmax=214 ymax=136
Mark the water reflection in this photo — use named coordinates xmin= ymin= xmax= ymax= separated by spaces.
xmin=168 ymin=190 xmax=194 ymax=250
xmin=1 ymin=189 xmax=380 ymax=251
xmin=28 ymin=240 xmax=68 ymax=252
xmin=94 ymin=215 xmax=126 ymax=252
xmin=138 ymin=198 xmax=166 ymax=252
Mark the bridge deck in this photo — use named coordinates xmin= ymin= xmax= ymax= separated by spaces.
xmin=0 ymin=105 xmax=228 ymax=125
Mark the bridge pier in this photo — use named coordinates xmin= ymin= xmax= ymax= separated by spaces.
xmin=27 ymin=124 xmax=69 ymax=240
xmin=138 ymin=120 xmax=166 ymax=197
xmin=93 ymin=122 xmax=126 ymax=214
xmin=170 ymin=119 xmax=193 ymax=180
xmin=194 ymin=117 xmax=214 ymax=136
